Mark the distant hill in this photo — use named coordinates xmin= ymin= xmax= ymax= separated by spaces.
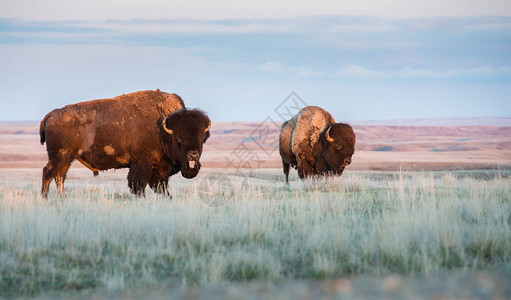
xmin=1 ymin=118 xmax=510 ymax=171
xmin=351 ymin=117 xmax=511 ymax=127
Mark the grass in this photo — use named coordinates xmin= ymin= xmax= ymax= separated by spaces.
xmin=0 ymin=169 xmax=510 ymax=297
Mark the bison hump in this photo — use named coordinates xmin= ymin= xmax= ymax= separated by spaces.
xmin=291 ymin=106 xmax=334 ymax=155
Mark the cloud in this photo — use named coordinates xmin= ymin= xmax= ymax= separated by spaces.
xmin=1 ymin=0 xmax=510 ymax=21
xmin=337 ymin=65 xmax=390 ymax=79
xmin=1 ymin=31 xmax=111 ymax=39
xmin=333 ymin=40 xmax=424 ymax=50
xmin=3 ymin=16 xmax=511 ymax=37
xmin=87 ymin=20 xmax=297 ymax=34
xmin=461 ymin=22 xmax=511 ymax=31
xmin=260 ymin=61 xmax=324 ymax=78
xmin=0 ymin=18 xmax=401 ymax=35
xmin=337 ymin=65 xmax=511 ymax=79
xmin=327 ymin=24 xmax=397 ymax=33
xmin=398 ymin=66 xmax=511 ymax=78
xmin=259 ymin=63 xmax=511 ymax=80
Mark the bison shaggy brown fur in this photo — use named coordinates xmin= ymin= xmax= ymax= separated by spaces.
xmin=279 ymin=106 xmax=355 ymax=184
xmin=40 ymin=90 xmax=210 ymax=197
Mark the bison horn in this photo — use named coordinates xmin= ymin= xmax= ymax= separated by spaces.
xmin=162 ymin=116 xmax=173 ymax=135
xmin=204 ymin=121 xmax=211 ymax=133
xmin=325 ymin=125 xmax=334 ymax=142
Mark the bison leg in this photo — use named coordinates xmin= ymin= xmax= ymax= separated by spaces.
xmin=41 ymin=157 xmax=71 ymax=197
xmin=55 ymin=162 xmax=71 ymax=195
xmin=297 ymin=159 xmax=314 ymax=180
xmin=150 ymin=178 xmax=170 ymax=196
xmin=282 ymin=161 xmax=290 ymax=185
xmin=127 ymin=161 xmax=152 ymax=196
xmin=42 ymin=161 xmax=55 ymax=197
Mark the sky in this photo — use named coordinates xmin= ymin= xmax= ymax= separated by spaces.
xmin=0 ymin=0 xmax=510 ymax=122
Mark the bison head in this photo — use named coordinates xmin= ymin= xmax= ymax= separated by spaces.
xmin=320 ymin=123 xmax=355 ymax=175
xmin=160 ymin=109 xmax=211 ymax=178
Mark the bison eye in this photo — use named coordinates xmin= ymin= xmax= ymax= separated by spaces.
xmin=176 ymin=138 xmax=183 ymax=145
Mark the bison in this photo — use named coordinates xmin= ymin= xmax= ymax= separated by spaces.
xmin=279 ymin=106 xmax=355 ymax=184
xmin=39 ymin=90 xmax=210 ymax=197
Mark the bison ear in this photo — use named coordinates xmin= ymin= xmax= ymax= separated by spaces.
xmin=325 ymin=125 xmax=334 ymax=143
xmin=162 ymin=116 xmax=173 ymax=135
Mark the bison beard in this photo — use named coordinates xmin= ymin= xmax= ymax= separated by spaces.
xmin=39 ymin=90 xmax=211 ymax=197
xmin=181 ymin=161 xmax=201 ymax=178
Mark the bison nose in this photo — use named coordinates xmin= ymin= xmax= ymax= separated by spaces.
xmin=187 ymin=150 xmax=199 ymax=161
xmin=344 ymin=158 xmax=352 ymax=165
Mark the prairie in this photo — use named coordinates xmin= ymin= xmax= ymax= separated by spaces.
xmin=1 ymin=120 xmax=510 ymax=298
xmin=0 ymin=168 xmax=510 ymax=298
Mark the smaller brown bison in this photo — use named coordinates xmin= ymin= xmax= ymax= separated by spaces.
xmin=279 ymin=106 xmax=355 ymax=184
xmin=40 ymin=90 xmax=210 ymax=197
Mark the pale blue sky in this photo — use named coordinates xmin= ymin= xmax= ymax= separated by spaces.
xmin=0 ymin=1 xmax=510 ymax=122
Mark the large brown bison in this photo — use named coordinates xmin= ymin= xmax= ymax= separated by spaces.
xmin=39 ymin=90 xmax=210 ymax=197
xmin=279 ymin=106 xmax=355 ymax=184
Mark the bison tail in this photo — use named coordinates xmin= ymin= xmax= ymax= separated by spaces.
xmin=39 ymin=112 xmax=52 ymax=145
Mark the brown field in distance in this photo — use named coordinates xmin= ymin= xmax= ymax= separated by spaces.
xmin=3 ymin=119 xmax=509 ymax=172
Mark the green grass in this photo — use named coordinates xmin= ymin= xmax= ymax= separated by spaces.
xmin=0 ymin=170 xmax=510 ymax=296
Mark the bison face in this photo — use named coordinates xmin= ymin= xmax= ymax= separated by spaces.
xmin=160 ymin=109 xmax=211 ymax=179
xmin=322 ymin=123 xmax=355 ymax=175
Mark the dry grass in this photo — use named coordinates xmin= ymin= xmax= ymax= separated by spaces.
xmin=0 ymin=169 xmax=510 ymax=297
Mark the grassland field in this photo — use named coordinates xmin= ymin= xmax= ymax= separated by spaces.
xmin=1 ymin=120 xmax=510 ymax=298
xmin=0 ymin=167 xmax=510 ymax=299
